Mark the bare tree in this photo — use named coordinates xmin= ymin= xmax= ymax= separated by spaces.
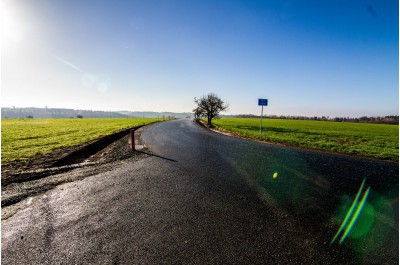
xmin=193 ymin=106 xmax=204 ymax=120
xmin=193 ymin=93 xmax=228 ymax=127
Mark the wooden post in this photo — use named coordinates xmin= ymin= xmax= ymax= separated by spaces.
xmin=130 ymin=129 xmax=135 ymax=151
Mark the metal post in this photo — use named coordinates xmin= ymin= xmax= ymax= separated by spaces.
xmin=260 ymin=105 xmax=263 ymax=139
xmin=130 ymin=129 xmax=135 ymax=151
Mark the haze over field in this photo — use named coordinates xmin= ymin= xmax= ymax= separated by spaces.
xmin=2 ymin=0 xmax=398 ymax=117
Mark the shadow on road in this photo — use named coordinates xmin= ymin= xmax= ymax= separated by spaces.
xmin=136 ymin=151 xmax=178 ymax=163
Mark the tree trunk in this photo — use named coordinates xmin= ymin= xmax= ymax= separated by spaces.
xmin=207 ymin=115 xmax=212 ymax=127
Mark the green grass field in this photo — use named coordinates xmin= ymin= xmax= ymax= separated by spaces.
xmin=211 ymin=118 xmax=399 ymax=161
xmin=1 ymin=118 xmax=162 ymax=165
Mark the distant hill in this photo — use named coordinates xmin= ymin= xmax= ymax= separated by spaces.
xmin=1 ymin=107 xmax=128 ymax=118
xmin=118 ymin=111 xmax=193 ymax=119
xmin=1 ymin=108 xmax=194 ymax=119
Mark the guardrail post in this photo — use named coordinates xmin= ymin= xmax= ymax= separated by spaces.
xmin=130 ymin=129 xmax=135 ymax=151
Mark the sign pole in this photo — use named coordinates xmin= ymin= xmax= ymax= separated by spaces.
xmin=260 ymin=105 xmax=263 ymax=139
xmin=258 ymin=98 xmax=268 ymax=140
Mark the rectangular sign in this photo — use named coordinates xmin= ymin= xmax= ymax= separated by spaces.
xmin=258 ymin=98 xmax=268 ymax=106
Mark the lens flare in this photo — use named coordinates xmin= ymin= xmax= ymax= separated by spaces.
xmin=81 ymin=73 xmax=98 ymax=87
xmin=54 ymin=56 xmax=82 ymax=72
xmin=331 ymin=178 xmax=365 ymax=244
xmin=331 ymin=178 xmax=372 ymax=245
xmin=97 ymin=83 xmax=108 ymax=93
xmin=340 ymin=187 xmax=370 ymax=244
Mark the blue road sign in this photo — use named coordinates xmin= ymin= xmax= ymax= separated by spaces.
xmin=258 ymin=99 xmax=268 ymax=106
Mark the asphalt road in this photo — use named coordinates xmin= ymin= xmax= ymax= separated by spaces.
xmin=2 ymin=119 xmax=398 ymax=264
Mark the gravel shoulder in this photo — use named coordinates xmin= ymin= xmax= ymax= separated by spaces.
xmin=1 ymin=127 xmax=151 ymax=219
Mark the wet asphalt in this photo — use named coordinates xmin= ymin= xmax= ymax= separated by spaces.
xmin=1 ymin=119 xmax=398 ymax=264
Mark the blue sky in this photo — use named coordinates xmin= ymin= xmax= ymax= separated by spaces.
xmin=2 ymin=0 xmax=398 ymax=117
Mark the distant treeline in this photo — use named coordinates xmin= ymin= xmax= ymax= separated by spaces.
xmin=1 ymin=107 xmax=128 ymax=119
xmin=223 ymin=114 xmax=399 ymax=125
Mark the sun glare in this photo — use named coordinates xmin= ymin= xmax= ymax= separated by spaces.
xmin=1 ymin=3 xmax=24 ymax=46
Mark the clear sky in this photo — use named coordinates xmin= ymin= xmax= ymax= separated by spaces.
xmin=2 ymin=0 xmax=399 ymax=117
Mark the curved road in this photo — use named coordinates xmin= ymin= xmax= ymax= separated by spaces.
xmin=2 ymin=119 xmax=398 ymax=264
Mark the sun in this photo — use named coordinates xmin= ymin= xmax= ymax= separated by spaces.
xmin=1 ymin=2 xmax=24 ymax=46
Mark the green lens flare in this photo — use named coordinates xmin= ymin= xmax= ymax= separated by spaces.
xmin=340 ymin=187 xmax=371 ymax=244
xmin=331 ymin=178 xmax=366 ymax=244
xmin=331 ymin=178 xmax=373 ymax=245
xmin=347 ymin=202 xmax=374 ymax=239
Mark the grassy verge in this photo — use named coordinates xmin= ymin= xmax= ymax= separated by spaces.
xmin=210 ymin=118 xmax=399 ymax=161
xmin=1 ymin=118 xmax=162 ymax=165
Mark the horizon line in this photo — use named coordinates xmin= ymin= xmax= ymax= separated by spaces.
xmin=1 ymin=106 xmax=398 ymax=119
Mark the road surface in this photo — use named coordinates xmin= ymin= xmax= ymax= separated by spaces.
xmin=2 ymin=119 xmax=398 ymax=264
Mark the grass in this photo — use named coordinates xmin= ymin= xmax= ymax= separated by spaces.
xmin=211 ymin=118 xmax=399 ymax=161
xmin=1 ymin=118 xmax=162 ymax=165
